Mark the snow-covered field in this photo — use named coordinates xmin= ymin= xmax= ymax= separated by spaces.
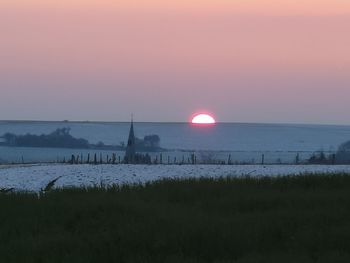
xmin=1 ymin=164 xmax=350 ymax=192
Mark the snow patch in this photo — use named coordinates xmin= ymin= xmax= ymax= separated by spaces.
xmin=1 ymin=164 xmax=350 ymax=192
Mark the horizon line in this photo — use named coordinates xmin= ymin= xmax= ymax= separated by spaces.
xmin=0 ymin=119 xmax=349 ymax=127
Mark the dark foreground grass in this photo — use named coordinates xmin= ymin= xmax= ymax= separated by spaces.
xmin=2 ymin=175 xmax=350 ymax=262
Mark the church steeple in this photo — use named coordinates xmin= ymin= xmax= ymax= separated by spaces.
xmin=125 ymin=117 xmax=136 ymax=163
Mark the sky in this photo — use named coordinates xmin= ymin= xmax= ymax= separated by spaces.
xmin=0 ymin=0 xmax=349 ymax=124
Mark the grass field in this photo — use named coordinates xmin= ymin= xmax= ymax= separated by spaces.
xmin=1 ymin=174 xmax=350 ymax=262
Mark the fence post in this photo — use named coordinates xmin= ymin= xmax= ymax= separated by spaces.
xmin=71 ymin=155 xmax=75 ymax=165
xmin=295 ymin=153 xmax=300 ymax=165
xmin=191 ymin=153 xmax=195 ymax=165
xmin=261 ymin=154 xmax=265 ymax=165
xmin=228 ymin=154 xmax=232 ymax=165
xmin=332 ymin=154 xmax=336 ymax=165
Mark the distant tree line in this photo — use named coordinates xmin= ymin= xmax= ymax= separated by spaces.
xmin=135 ymin=135 xmax=161 ymax=151
xmin=0 ymin=128 xmax=163 ymax=152
xmin=2 ymin=128 xmax=89 ymax=149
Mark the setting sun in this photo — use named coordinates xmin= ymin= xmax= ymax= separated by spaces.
xmin=191 ymin=114 xmax=216 ymax=124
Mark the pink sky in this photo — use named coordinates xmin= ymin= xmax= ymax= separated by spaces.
xmin=0 ymin=1 xmax=349 ymax=124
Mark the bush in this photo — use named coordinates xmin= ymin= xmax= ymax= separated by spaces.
xmin=336 ymin=141 xmax=350 ymax=164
